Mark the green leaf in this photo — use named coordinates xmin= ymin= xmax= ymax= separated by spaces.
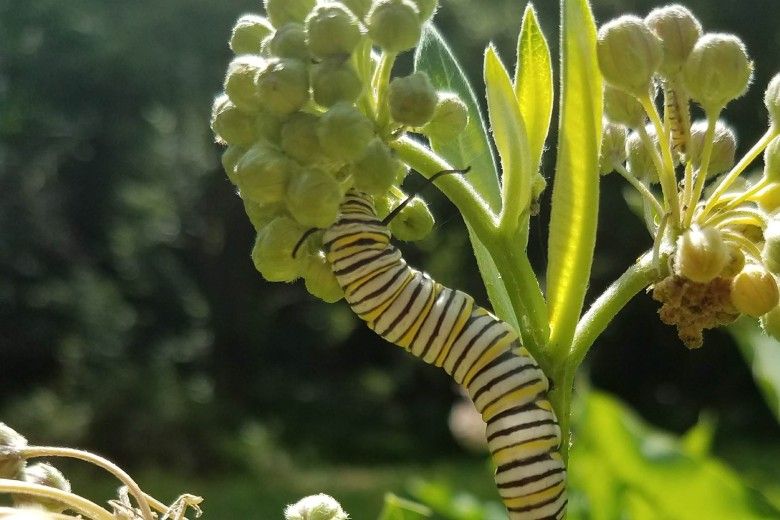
xmin=546 ymin=0 xmax=602 ymax=354
xmin=570 ymin=392 xmax=780 ymax=519
xmin=378 ymin=493 xmax=432 ymax=520
xmin=483 ymin=45 xmax=532 ymax=232
xmin=728 ymin=317 xmax=780 ymax=422
xmin=514 ymin=4 xmax=554 ymax=174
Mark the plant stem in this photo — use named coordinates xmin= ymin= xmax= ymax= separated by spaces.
xmin=613 ymin=162 xmax=665 ymax=216
xmin=0 ymin=479 xmax=114 ymax=520
xmin=373 ymin=51 xmax=397 ymax=129
xmin=683 ymin=111 xmax=719 ymax=227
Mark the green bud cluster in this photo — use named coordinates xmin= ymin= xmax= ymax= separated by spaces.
xmin=0 ymin=422 xmax=27 ymax=480
xmin=214 ymin=1 xmax=461 ymax=302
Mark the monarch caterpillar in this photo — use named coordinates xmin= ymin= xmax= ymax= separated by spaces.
xmin=320 ymin=188 xmax=567 ymax=520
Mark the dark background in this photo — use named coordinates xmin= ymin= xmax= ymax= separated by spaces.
xmin=1 ymin=0 xmax=778 ymax=510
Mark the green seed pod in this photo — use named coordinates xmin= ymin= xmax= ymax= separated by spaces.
xmin=317 ymin=102 xmax=375 ymax=161
xmin=604 ymin=84 xmax=647 ymax=128
xmin=263 ymin=0 xmax=317 ymax=28
xmin=284 ymin=493 xmax=349 ymax=520
xmin=597 ymin=16 xmax=662 ymax=97
xmin=762 ymin=218 xmax=780 ymax=275
xmin=252 ymin=216 xmax=305 ymax=282
xmin=599 ymin=120 xmax=628 ymax=175
xmin=286 ymin=167 xmax=343 ymax=228
xmin=269 ymin=23 xmax=310 ymax=60
xmin=625 ymin=125 xmax=659 ymax=183
xmin=14 ymin=463 xmax=71 ymax=513
xmin=674 ymin=226 xmax=729 ymax=283
xmin=256 ymin=58 xmax=310 ymax=116
xmin=682 ymin=33 xmax=753 ymax=112
xmin=367 ymin=0 xmax=422 ymax=53
xmin=236 ymin=144 xmax=296 ymax=205
xmin=731 ymin=264 xmax=780 ymax=317
xmin=764 ymin=135 xmax=780 ymax=183
xmin=388 ymin=72 xmax=437 ymax=126
xmin=352 ymin=138 xmax=405 ymax=194
xmin=303 ymin=252 xmax=344 ymax=303
xmin=244 ymin=200 xmax=285 ymax=231
xmin=644 ymin=5 xmax=702 ymax=77
xmin=389 ymin=196 xmax=434 ymax=241
xmin=411 ymin=0 xmax=438 ymax=20
xmin=230 ymin=14 xmax=274 ymax=55
xmin=211 ymin=94 xmax=257 ymax=146
xmin=281 ymin=112 xmax=325 ymax=164
xmin=311 ymin=57 xmax=363 ymax=107
xmin=224 ymin=56 xmax=266 ymax=112
xmin=760 ymin=303 xmax=780 ymax=340
xmin=688 ymin=119 xmax=737 ymax=178
xmin=422 ymin=92 xmax=469 ymax=140
xmin=765 ymin=73 xmax=780 ymax=131
xmin=305 ymin=3 xmax=362 ymax=58
xmin=221 ymin=145 xmax=247 ymax=185
xmin=0 ymin=423 xmax=27 ymax=479
xmin=756 ymin=182 xmax=780 ymax=212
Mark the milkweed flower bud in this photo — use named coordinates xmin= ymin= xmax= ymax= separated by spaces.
xmin=236 ymin=144 xmax=296 ymax=205
xmin=760 ymin=304 xmax=780 ymax=340
xmin=422 ymin=92 xmax=469 ymax=140
xmin=388 ymin=72 xmax=437 ymax=126
xmin=243 ymin=200 xmax=285 ymax=231
xmin=688 ymin=119 xmax=736 ymax=178
xmin=221 ymin=145 xmax=247 ymax=185
xmin=252 ymin=216 xmax=305 ymax=282
xmin=317 ymin=102 xmax=375 ymax=161
xmin=230 ymin=14 xmax=274 ymax=55
xmin=341 ymin=0 xmax=373 ymax=20
xmin=311 ymin=58 xmax=363 ymax=107
xmin=765 ymin=73 xmax=780 ymax=130
xmin=286 ymin=167 xmax=343 ymax=228
xmin=626 ymin=126 xmax=659 ymax=183
xmin=644 ymin=5 xmax=702 ymax=77
xmin=367 ymin=0 xmax=422 ymax=53
xmin=269 ymin=23 xmax=310 ymax=60
xmin=764 ymin=135 xmax=780 ymax=183
xmin=256 ymin=58 xmax=310 ymax=116
xmin=762 ymin=219 xmax=780 ymax=275
xmin=390 ymin=196 xmax=434 ymax=241
xmin=224 ymin=56 xmax=266 ymax=112
xmin=284 ymin=493 xmax=349 ymax=520
xmin=682 ymin=34 xmax=752 ymax=112
xmin=254 ymin=111 xmax=283 ymax=143
xmin=604 ymin=85 xmax=647 ymax=128
xmin=0 ymin=423 xmax=27 ymax=479
xmin=597 ymin=16 xmax=662 ymax=97
xmin=303 ymin=252 xmax=344 ymax=303
xmin=263 ymin=0 xmax=316 ymax=28
xmin=674 ymin=226 xmax=729 ymax=283
xmin=281 ymin=112 xmax=325 ymax=164
xmin=731 ymin=265 xmax=780 ymax=317
xmin=14 ymin=463 xmax=71 ymax=513
xmin=353 ymin=138 xmax=405 ymax=194
xmin=721 ymin=244 xmax=746 ymax=278
xmin=305 ymin=3 xmax=362 ymax=58
xmin=411 ymin=0 xmax=438 ymax=20
xmin=599 ymin=120 xmax=628 ymax=174
xmin=211 ymin=94 xmax=257 ymax=146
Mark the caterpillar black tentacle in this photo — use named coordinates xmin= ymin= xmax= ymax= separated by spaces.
xmin=323 ymin=190 xmax=567 ymax=520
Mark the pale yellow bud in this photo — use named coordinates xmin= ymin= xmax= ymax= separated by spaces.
xmin=597 ymin=16 xmax=662 ymax=97
xmin=674 ymin=226 xmax=729 ymax=283
xmin=599 ymin=120 xmax=628 ymax=174
xmin=765 ymin=73 xmax=780 ymax=130
xmin=645 ymin=5 xmax=702 ymax=77
xmin=688 ymin=119 xmax=737 ymax=178
xmin=604 ymin=84 xmax=647 ymax=128
xmin=731 ymin=265 xmax=779 ymax=317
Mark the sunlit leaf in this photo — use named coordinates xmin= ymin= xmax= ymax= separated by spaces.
xmin=729 ymin=317 xmax=780 ymax=422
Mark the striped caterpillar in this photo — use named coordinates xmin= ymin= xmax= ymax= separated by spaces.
xmin=320 ymin=189 xmax=567 ymax=520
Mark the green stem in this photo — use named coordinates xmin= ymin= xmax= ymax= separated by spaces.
xmin=683 ymin=111 xmax=719 ymax=228
xmin=640 ymin=95 xmax=681 ymax=230
xmin=373 ymin=51 xmax=397 ymax=130
xmin=0 ymin=479 xmax=114 ymax=520
xmin=614 ymin=162 xmax=665 ymax=217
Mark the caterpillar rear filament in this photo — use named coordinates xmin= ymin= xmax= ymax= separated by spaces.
xmin=322 ymin=190 xmax=567 ymax=520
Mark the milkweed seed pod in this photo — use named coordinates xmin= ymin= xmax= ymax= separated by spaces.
xmin=625 ymin=125 xmax=659 ymax=183
xmin=0 ymin=423 xmax=27 ymax=479
xmin=280 ymin=112 xmax=325 ymax=164
xmin=765 ymin=135 xmax=780 ymax=183
xmin=263 ymin=0 xmax=317 ymax=28
xmin=731 ymin=264 xmax=780 ymax=317
xmin=256 ymin=58 xmax=310 ymax=116
xmin=760 ymin=304 xmax=780 ymax=340
xmin=367 ymin=0 xmax=423 ymax=53
xmin=236 ymin=144 xmax=296 ymax=205
xmin=221 ymin=145 xmax=247 ymax=185
xmin=303 ymin=252 xmax=344 ymax=303
xmin=243 ymin=200 xmax=285 ymax=231
xmin=311 ymin=58 xmax=363 ymax=107
xmin=284 ymin=494 xmax=349 ymax=520
xmin=252 ymin=216 xmax=306 ymax=282
xmin=230 ymin=14 xmax=274 ymax=55
xmin=352 ymin=138 xmax=406 ymax=194
xmin=599 ymin=120 xmax=628 ymax=174
xmin=317 ymin=102 xmax=375 ymax=161
xmin=644 ymin=5 xmax=702 ymax=78
xmin=422 ymin=92 xmax=469 ymax=140
xmin=224 ymin=56 xmax=266 ymax=112
xmin=389 ymin=195 xmax=435 ymax=241
xmin=682 ymin=33 xmax=753 ymax=112
xmin=341 ymin=0 xmax=373 ymax=20
xmin=765 ymin=73 xmax=780 ymax=130
xmin=762 ymin=218 xmax=780 ymax=275
xmin=269 ymin=23 xmax=310 ymax=60
xmin=411 ymin=0 xmax=438 ymax=20
xmin=14 ymin=463 xmax=71 ymax=513
xmin=674 ymin=226 xmax=729 ymax=283
xmin=286 ymin=167 xmax=343 ymax=228
xmin=604 ymin=84 xmax=648 ymax=128
xmin=597 ymin=15 xmax=662 ymax=97
xmin=211 ymin=94 xmax=257 ymax=146
xmin=756 ymin=182 xmax=780 ymax=213
xmin=687 ymin=119 xmax=737 ymax=178
xmin=305 ymin=2 xmax=362 ymax=58
xmin=388 ymin=72 xmax=437 ymax=126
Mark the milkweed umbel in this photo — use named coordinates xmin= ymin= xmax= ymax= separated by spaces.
xmin=322 ymin=190 xmax=567 ymax=520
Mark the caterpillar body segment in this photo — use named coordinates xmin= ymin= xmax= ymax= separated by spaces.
xmin=663 ymin=79 xmax=692 ymax=158
xmin=323 ymin=190 xmax=567 ymax=520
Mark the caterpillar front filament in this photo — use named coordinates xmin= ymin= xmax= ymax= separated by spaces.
xmin=323 ymin=191 xmax=567 ymax=520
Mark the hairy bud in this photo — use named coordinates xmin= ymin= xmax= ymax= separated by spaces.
xmin=15 ymin=463 xmax=71 ymax=513
xmin=674 ymin=226 xmax=729 ymax=283
xmin=230 ymin=14 xmax=274 ymax=55
xmin=281 ymin=112 xmax=325 ymax=164
xmin=422 ymin=92 xmax=469 ymax=140
xmin=311 ymin=58 xmax=363 ymax=107
xmin=224 ymin=56 xmax=266 ymax=112
xmin=263 ymin=0 xmax=316 ymax=28
xmin=221 ymin=146 xmax=247 ymax=185
xmin=303 ymin=252 xmax=344 ymax=303
xmin=243 ymin=200 xmax=285 ymax=231
xmin=367 ymin=0 xmax=422 ymax=53
xmin=388 ymin=72 xmax=437 ymax=126
xmin=256 ymin=58 xmax=310 ymax=116
xmin=252 ymin=216 xmax=305 ymax=282
xmin=286 ymin=167 xmax=343 ymax=228
xmin=760 ymin=303 xmax=780 ymax=340
xmin=731 ymin=265 xmax=780 ymax=317
xmin=269 ymin=23 xmax=310 ymax=60
xmin=765 ymin=73 xmax=780 ymax=130
xmin=285 ymin=494 xmax=349 ymax=520
xmin=625 ymin=125 xmax=659 ymax=183
xmin=762 ymin=218 xmax=780 ymax=275
xmin=317 ymin=102 xmax=375 ymax=161
xmin=211 ymin=94 xmax=256 ymax=146
xmin=597 ymin=16 xmax=662 ymax=97
xmin=604 ymin=85 xmax=648 ymax=128
xmin=389 ymin=196 xmax=434 ymax=241
xmin=341 ymin=0 xmax=373 ymax=20
xmin=353 ymin=138 xmax=405 ymax=194
xmin=0 ymin=423 xmax=27 ymax=479
xmin=688 ymin=120 xmax=737 ymax=178
xmin=645 ymin=5 xmax=702 ymax=77
xmin=236 ymin=144 xmax=296 ymax=205
xmin=305 ymin=3 xmax=362 ymax=58
xmin=411 ymin=0 xmax=438 ymax=20
xmin=756 ymin=182 xmax=780 ymax=213
xmin=599 ymin=120 xmax=628 ymax=174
